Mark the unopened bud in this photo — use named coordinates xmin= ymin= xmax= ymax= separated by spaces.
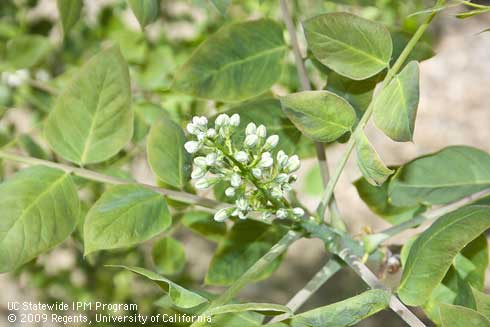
xmin=245 ymin=122 xmax=257 ymax=135
xmin=244 ymin=134 xmax=259 ymax=147
xmin=230 ymin=173 xmax=242 ymax=187
xmin=234 ymin=151 xmax=249 ymax=163
xmin=256 ymin=125 xmax=266 ymax=138
xmin=184 ymin=141 xmax=200 ymax=154
xmin=214 ymin=208 xmax=229 ymax=222
xmin=230 ymin=113 xmax=240 ymax=127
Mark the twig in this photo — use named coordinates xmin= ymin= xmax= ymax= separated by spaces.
xmin=189 ymin=230 xmax=303 ymax=327
xmin=337 ymin=248 xmax=427 ymax=327
xmin=279 ymin=0 xmax=345 ymax=229
xmin=0 ymin=150 xmax=224 ymax=210
xmin=25 ymin=78 xmax=59 ymax=95
xmin=315 ymin=0 xmax=446 ymax=218
xmin=269 ymin=257 xmax=343 ymax=323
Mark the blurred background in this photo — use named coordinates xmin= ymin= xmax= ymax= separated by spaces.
xmin=0 ymin=0 xmax=489 ymax=326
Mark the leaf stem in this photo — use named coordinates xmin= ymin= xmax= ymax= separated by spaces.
xmin=190 ymin=230 xmax=302 ymax=327
xmin=0 ymin=150 xmax=224 ymax=210
xmin=279 ymin=0 xmax=345 ymax=229
xmin=316 ymin=0 xmax=446 ymax=218
xmin=337 ymin=248 xmax=427 ymax=327
xmin=269 ymin=257 xmax=343 ymax=323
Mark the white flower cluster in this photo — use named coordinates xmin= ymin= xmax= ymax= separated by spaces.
xmin=184 ymin=114 xmax=304 ymax=222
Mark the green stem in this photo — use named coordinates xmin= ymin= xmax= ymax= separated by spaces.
xmin=190 ymin=230 xmax=302 ymax=327
xmin=269 ymin=257 xmax=343 ymax=323
xmin=316 ymin=0 xmax=445 ymax=218
xmin=0 ymin=150 xmax=224 ymax=210
xmin=279 ymin=0 xmax=345 ymax=229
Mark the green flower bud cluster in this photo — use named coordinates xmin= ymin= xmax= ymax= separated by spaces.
xmin=184 ymin=114 xmax=304 ymax=222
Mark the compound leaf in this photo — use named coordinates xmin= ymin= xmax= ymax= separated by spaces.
xmin=173 ymin=19 xmax=286 ymax=102
xmin=152 ymin=237 xmax=186 ymax=275
xmin=147 ymin=118 xmax=191 ymax=188
xmin=45 ymin=46 xmax=133 ymax=165
xmin=110 ymin=265 xmax=208 ymax=308
xmin=128 ymin=0 xmax=159 ymax=29
xmin=355 ymin=132 xmax=393 ymax=186
xmin=439 ymin=304 xmax=490 ymax=327
xmin=280 ymin=90 xmax=356 ymax=143
xmin=373 ymin=61 xmax=420 ymax=142
xmin=84 ymin=184 xmax=171 ymax=255
xmin=389 ymin=146 xmax=490 ymax=206
xmin=303 ymin=13 xmax=392 ymax=80
xmin=57 ymin=0 xmax=83 ymax=35
xmin=398 ymin=205 xmax=490 ymax=306
xmin=0 ymin=166 xmax=79 ymax=273
xmin=289 ymin=289 xmax=391 ymax=327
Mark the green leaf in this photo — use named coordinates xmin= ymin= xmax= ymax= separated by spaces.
xmin=303 ymin=13 xmax=392 ymax=80
xmin=83 ymin=184 xmax=171 ymax=255
xmin=181 ymin=211 xmax=226 ymax=242
xmin=439 ymin=304 xmax=490 ymax=327
xmin=0 ymin=166 xmax=79 ymax=273
xmin=472 ymin=288 xmax=490 ymax=320
xmin=398 ymin=205 xmax=490 ymax=306
xmin=18 ymin=134 xmax=48 ymax=159
xmin=207 ymin=312 xmax=264 ymax=327
xmin=147 ymin=118 xmax=191 ymax=188
xmin=57 ymin=0 xmax=83 ymax=35
xmin=326 ymin=71 xmax=379 ymax=119
xmin=109 ymin=265 xmax=208 ymax=308
xmin=389 ymin=146 xmax=490 ymax=206
xmin=133 ymin=102 xmax=170 ymax=142
xmin=354 ymin=177 xmax=423 ymax=225
xmin=206 ymin=220 xmax=286 ymax=285
xmin=128 ymin=0 xmax=159 ymax=29
xmin=152 ymin=237 xmax=186 ymax=275
xmin=289 ymin=289 xmax=391 ymax=327
xmin=280 ymin=91 xmax=356 ymax=143
xmin=45 ymin=46 xmax=133 ymax=165
xmin=373 ymin=61 xmax=420 ymax=142
xmin=209 ymin=0 xmax=232 ymax=15
xmin=6 ymin=35 xmax=51 ymax=70
xmin=207 ymin=303 xmax=292 ymax=317
xmin=391 ymin=31 xmax=434 ymax=67
xmin=223 ymin=98 xmax=304 ymax=154
xmin=355 ymin=132 xmax=393 ymax=186
xmin=173 ymin=19 xmax=286 ymax=102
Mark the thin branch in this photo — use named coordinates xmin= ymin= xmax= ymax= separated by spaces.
xmin=315 ymin=0 xmax=446 ymax=218
xmin=373 ymin=188 xmax=490 ymax=247
xmin=269 ymin=257 xmax=343 ymax=323
xmin=337 ymin=248 xmax=427 ymax=327
xmin=279 ymin=0 xmax=344 ymax=229
xmin=0 ymin=150 xmax=224 ymax=210
xmin=25 ymin=78 xmax=59 ymax=95
xmin=189 ymin=230 xmax=303 ymax=327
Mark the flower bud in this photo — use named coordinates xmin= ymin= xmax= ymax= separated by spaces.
xmin=214 ymin=208 xmax=229 ymax=222
xmin=264 ymin=135 xmax=279 ymax=149
xmin=234 ymin=151 xmax=249 ymax=163
xmin=230 ymin=113 xmax=240 ymax=127
xmin=186 ymin=123 xmax=199 ymax=135
xmin=252 ymin=168 xmax=262 ymax=179
xmin=275 ymin=173 xmax=288 ymax=183
xmin=292 ymin=207 xmax=305 ymax=217
xmin=276 ymin=208 xmax=288 ymax=219
xmin=193 ymin=156 xmax=207 ymax=168
xmin=245 ymin=122 xmax=257 ymax=135
xmin=206 ymin=152 xmax=218 ymax=166
xmin=198 ymin=116 xmax=208 ymax=126
xmin=258 ymin=152 xmax=273 ymax=168
xmin=244 ymin=134 xmax=259 ymax=148
xmin=236 ymin=197 xmax=248 ymax=211
xmin=191 ymin=167 xmax=206 ymax=179
xmin=197 ymin=132 xmax=206 ymax=141
xmin=285 ymin=155 xmax=300 ymax=173
xmin=271 ymin=186 xmax=283 ymax=198
xmin=225 ymin=187 xmax=236 ymax=197
xmin=215 ymin=114 xmax=230 ymax=127
xmin=230 ymin=173 xmax=242 ymax=187
xmin=256 ymin=125 xmax=266 ymax=138
xmin=184 ymin=141 xmax=200 ymax=154
xmin=195 ymin=178 xmax=210 ymax=189
xmin=192 ymin=116 xmax=200 ymax=125
xmin=206 ymin=128 xmax=216 ymax=138
xmin=277 ymin=150 xmax=288 ymax=168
